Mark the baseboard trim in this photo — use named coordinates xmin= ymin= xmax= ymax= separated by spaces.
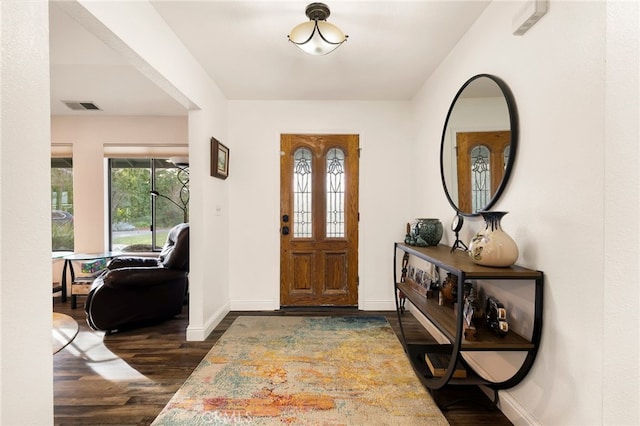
xmin=489 ymin=388 xmax=541 ymax=426
xmin=230 ymin=300 xmax=279 ymax=311
xmin=358 ymin=300 xmax=397 ymax=311
xmin=186 ymin=302 xmax=230 ymax=341
xmin=228 ymin=300 xmax=398 ymax=311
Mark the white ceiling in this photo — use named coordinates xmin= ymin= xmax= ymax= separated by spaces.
xmin=49 ymin=1 xmax=490 ymax=116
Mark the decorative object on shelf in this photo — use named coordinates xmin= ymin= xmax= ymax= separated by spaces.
xmin=462 ymin=285 xmax=486 ymax=341
xmin=469 ymin=211 xmax=519 ymax=267
xmin=418 ymin=218 xmax=443 ymax=246
xmin=462 ymin=285 xmax=480 ymax=341
xmin=486 ymin=296 xmax=509 ymax=336
xmin=423 ymin=263 xmax=439 ymax=298
xmin=80 ymin=258 xmax=107 ymax=274
xmin=408 ymin=269 xmax=428 ymax=298
xmin=211 ymin=137 xmax=229 ymax=180
xmin=414 ymin=269 xmax=423 ymax=286
xmin=440 ymin=273 xmax=457 ymax=306
xmin=398 ymin=253 xmax=409 ymax=313
xmin=425 ymin=353 xmax=467 ymax=378
xmin=462 ymin=281 xmax=473 ymax=300
xmin=468 ymin=286 xmax=484 ymax=322
xmin=288 ymin=2 xmax=348 ymax=56
xmin=450 ymin=213 xmax=468 ymax=253
xmin=407 ymin=218 xmax=443 ymax=247
xmin=400 ymin=253 xmax=409 ymax=283
xmin=404 ymin=222 xmax=414 ymax=245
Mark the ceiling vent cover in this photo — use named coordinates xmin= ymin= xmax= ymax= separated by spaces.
xmin=62 ymin=101 xmax=101 ymax=111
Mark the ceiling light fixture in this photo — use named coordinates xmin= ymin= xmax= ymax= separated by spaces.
xmin=288 ymin=2 xmax=348 ymax=56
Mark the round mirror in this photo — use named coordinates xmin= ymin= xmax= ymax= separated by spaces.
xmin=439 ymin=74 xmax=518 ymax=216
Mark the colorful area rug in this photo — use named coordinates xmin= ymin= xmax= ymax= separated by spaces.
xmin=153 ymin=316 xmax=448 ymax=425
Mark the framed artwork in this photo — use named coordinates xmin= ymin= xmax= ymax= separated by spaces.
xmin=211 ymin=137 xmax=229 ymax=179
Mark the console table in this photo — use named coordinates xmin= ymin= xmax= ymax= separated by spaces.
xmin=394 ymin=242 xmax=543 ymax=396
xmin=61 ymin=252 xmax=124 ymax=308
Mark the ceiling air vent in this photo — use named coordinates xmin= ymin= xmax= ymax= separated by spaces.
xmin=62 ymin=101 xmax=101 ymax=111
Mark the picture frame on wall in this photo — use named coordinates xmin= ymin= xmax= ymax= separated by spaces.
xmin=211 ymin=137 xmax=229 ymax=179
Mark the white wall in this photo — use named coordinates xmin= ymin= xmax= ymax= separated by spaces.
xmin=0 ymin=1 xmax=53 ymax=424
xmin=412 ymin=1 xmax=639 ymax=425
xmin=228 ymin=101 xmax=414 ymax=311
xmin=602 ymin=1 xmax=639 ymax=423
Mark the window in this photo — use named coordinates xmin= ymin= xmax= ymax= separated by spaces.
xmin=51 ymin=158 xmax=74 ymax=251
xmin=109 ymin=158 xmax=188 ymax=252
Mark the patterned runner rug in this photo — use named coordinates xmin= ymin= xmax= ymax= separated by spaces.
xmin=153 ymin=316 xmax=448 ymax=425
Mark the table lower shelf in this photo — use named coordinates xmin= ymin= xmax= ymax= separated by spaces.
xmin=405 ymin=344 xmax=489 ymax=388
xmin=397 ymin=282 xmax=534 ymax=350
xmin=70 ymin=274 xmax=101 ymax=309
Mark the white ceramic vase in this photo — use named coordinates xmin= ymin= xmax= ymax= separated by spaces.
xmin=468 ymin=211 xmax=519 ymax=267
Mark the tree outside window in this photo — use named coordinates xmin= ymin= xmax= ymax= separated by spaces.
xmin=52 ymin=158 xmax=74 ymax=251
xmin=109 ymin=158 xmax=188 ymax=252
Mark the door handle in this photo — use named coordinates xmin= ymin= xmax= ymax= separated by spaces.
xmin=282 ymin=226 xmax=290 ymax=235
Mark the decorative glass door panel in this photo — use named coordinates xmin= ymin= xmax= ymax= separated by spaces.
xmin=293 ymin=148 xmax=313 ymax=238
xmin=326 ymin=148 xmax=345 ymax=238
xmin=456 ymin=131 xmax=511 ymax=214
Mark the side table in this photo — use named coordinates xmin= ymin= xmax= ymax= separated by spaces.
xmin=62 ymin=252 xmax=124 ymax=309
xmin=52 ymin=251 xmax=73 ymax=302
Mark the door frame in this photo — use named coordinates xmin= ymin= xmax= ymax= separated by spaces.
xmin=278 ymin=133 xmax=360 ymax=308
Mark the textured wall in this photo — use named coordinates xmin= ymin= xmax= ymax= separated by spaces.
xmin=0 ymin=1 xmax=53 ymax=424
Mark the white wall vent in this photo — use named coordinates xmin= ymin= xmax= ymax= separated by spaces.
xmin=513 ymin=0 xmax=549 ymax=36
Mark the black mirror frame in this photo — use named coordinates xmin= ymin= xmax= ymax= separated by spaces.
xmin=439 ymin=74 xmax=519 ymax=216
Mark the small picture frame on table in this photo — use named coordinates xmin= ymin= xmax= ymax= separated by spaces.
xmin=211 ymin=137 xmax=229 ymax=179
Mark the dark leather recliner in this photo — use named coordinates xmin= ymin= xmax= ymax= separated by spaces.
xmin=85 ymin=223 xmax=189 ymax=332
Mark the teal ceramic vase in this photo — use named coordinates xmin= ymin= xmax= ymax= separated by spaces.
xmin=414 ymin=218 xmax=443 ymax=246
xmin=469 ymin=211 xmax=519 ymax=267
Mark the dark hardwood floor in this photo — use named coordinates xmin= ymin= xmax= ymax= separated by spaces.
xmin=53 ymin=298 xmax=512 ymax=425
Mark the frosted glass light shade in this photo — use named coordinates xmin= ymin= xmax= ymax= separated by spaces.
xmin=289 ymin=20 xmax=347 ymax=55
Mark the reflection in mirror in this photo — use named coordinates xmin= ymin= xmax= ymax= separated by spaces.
xmin=440 ymin=74 xmax=518 ymax=216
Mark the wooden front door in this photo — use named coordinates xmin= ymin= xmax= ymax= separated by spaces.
xmin=456 ymin=131 xmax=511 ymax=213
xmin=280 ymin=134 xmax=359 ymax=307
